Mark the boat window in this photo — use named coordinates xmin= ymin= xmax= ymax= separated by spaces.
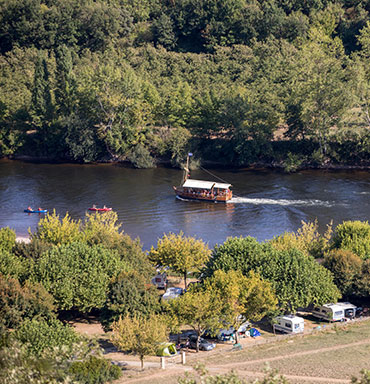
xmin=294 ymin=323 xmax=300 ymax=329
xmin=285 ymin=323 xmax=291 ymax=328
xmin=334 ymin=311 xmax=343 ymax=317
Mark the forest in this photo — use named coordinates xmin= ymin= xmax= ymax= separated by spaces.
xmin=1 ymin=0 xmax=370 ymax=169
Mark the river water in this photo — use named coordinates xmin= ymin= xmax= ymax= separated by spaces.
xmin=0 ymin=159 xmax=369 ymax=251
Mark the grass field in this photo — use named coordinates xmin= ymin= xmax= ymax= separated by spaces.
xmin=118 ymin=319 xmax=370 ymax=384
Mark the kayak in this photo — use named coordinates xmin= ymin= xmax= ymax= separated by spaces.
xmin=24 ymin=209 xmax=48 ymax=213
xmin=88 ymin=207 xmax=112 ymax=212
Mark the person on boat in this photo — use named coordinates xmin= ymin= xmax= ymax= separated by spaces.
xmin=27 ymin=206 xmax=32 ymax=211
xmin=103 ymin=205 xmax=107 ymax=209
xmin=37 ymin=207 xmax=42 ymax=211
xmin=92 ymin=204 xmax=96 ymax=209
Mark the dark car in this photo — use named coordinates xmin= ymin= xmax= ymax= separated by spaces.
xmin=188 ymin=335 xmax=216 ymax=351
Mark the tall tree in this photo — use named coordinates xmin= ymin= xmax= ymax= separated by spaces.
xmin=149 ymin=232 xmax=211 ymax=289
xmin=111 ymin=314 xmax=168 ymax=369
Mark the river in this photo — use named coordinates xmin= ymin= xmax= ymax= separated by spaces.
xmin=0 ymin=159 xmax=369 ymax=251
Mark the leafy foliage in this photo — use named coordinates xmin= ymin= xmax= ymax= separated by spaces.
xmin=204 ymin=236 xmax=340 ymax=312
xmin=323 ymin=249 xmax=362 ymax=296
xmin=101 ymin=271 xmax=160 ymax=330
xmin=68 ymin=355 xmax=122 ymax=384
xmin=14 ymin=317 xmax=79 ymax=357
xmin=149 ymin=232 xmax=211 ymax=288
xmin=0 ymin=227 xmax=16 ymax=252
xmin=31 ymin=241 xmax=128 ymax=311
xmin=111 ymin=314 xmax=168 ymax=369
xmin=203 ymin=270 xmax=277 ymax=341
xmin=0 ymin=275 xmax=55 ymax=329
xmin=270 ymin=220 xmax=332 ymax=258
xmin=31 ymin=210 xmax=82 ymax=246
xmin=331 ymin=221 xmax=370 ymax=259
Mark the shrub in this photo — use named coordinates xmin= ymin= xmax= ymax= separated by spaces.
xmin=0 ymin=227 xmax=16 ymax=252
xmin=331 ymin=221 xmax=370 ymax=259
xmin=127 ymin=144 xmax=155 ymax=168
xmin=69 ymin=355 xmax=122 ymax=384
xmin=0 ymin=275 xmax=55 ymax=329
xmin=0 ymin=250 xmax=26 ymax=279
xmin=14 ymin=318 xmax=79 ymax=356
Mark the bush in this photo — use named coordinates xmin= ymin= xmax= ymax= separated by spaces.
xmin=0 ymin=250 xmax=26 ymax=279
xmin=0 ymin=227 xmax=16 ymax=252
xmin=69 ymin=355 xmax=122 ymax=384
xmin=14 ymin=318 xmax=79 ymax=356
xmin=331 ymin=221 xmax=370 ymax=259
xmin=127 ymin=144 xmax=155 ymax=168
xmin=0 ymin=275 xmax=55 ymax=329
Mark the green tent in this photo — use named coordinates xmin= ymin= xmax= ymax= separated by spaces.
xmin=156 ymin=342 xmax=178 ymax=356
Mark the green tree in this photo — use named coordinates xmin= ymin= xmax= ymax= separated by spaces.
xmin=331 ymin=221 xmax=370 ymax=259
xmin=0 ymin=275 xmax=55 ymax=329
xmin=101 ymin=271 xmax=160 ymax=330
xmin=170 ymin=289 xmax=223 ymax=352
xmin=31 ymin=210 xmax=82 ymax=246
xmin=204 ymin=237 xmax=340 ymax=312
xmin=0 ymin=227 xmax=16 ymax=252
xmin=323 ymin=249 xmax=362 ymax=296
xmin=149 ymin=232 xmax=211 ymax=289
xmin=32 ymin=241 xmax=128 ymax=311
xmin=204 ymin=270 xmax=277 ymax=343
xmin=15 ymin=317 xmax=79 ymax=357
xmin=111 ymin=314 xmax=168 ymax=369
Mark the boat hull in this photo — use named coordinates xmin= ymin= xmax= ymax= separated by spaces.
xmin=88 ymin=208 xmax=112 ymax=212
xmin=24 ymin=209 xmax=48 ymax=213
xmin=173 ymin=187 xmax=232 ymax=202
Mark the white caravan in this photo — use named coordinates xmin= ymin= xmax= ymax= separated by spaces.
xmin=311 ymin=302 xmax=357 ymax=322
xmin=273 ymin=315 xmax=305 ymax=334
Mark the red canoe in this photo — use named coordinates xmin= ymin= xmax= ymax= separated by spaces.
xmin=88 ymin=207 xmax=112 ymax=212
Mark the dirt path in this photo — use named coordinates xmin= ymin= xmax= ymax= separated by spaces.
xmin=121 ymin=338 xmax=370 ymax=384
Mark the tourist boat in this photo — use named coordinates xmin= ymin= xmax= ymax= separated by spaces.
xmin=173 ymin=153 xmax=232 ymax=202
xmin=24 ymin=208 xmax=48 ymax=213
xmin=88 ymin=206 xmax=112 ymax=212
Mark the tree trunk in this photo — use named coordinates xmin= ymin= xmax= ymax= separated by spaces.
xmin=196 ymin=332 xmax=200 ymax=353
xmin=234 ymin=330 xmax=239 ymax=344
xmin=140 ymin=355 xmax=144 ymax=370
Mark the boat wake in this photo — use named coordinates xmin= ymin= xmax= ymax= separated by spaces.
xmin=228 ymin=197 xmax=332 ymax=207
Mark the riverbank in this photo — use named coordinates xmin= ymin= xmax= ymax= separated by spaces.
xmin=5 ymin=155 xmax=370 ymax=172
xmin=16 ymin=236 xmax=30 ymax=244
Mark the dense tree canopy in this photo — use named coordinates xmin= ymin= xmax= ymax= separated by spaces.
xmin=0 ymin=0 xmax=370 ymax=167
xmin=204 ymin=236 xmax=341 ymax=312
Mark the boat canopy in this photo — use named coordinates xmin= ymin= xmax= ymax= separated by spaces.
xmin=182 ymin=179 xmax=231 ymax=190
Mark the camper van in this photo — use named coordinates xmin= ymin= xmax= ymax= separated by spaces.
xmin=273 ymin=315 xmax=304 ymax=334
xmin=311 ymin=302 xmax=357 ymax=322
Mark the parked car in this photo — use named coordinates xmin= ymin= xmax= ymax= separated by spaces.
xmin=188 ymin=335 xmax=216 ymax=351
xmin=162 ymin=287 xmax=184 ymax=301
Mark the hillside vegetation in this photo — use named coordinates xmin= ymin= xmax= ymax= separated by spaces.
xmin=1 ymin=0 xmax=370 ymax=168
